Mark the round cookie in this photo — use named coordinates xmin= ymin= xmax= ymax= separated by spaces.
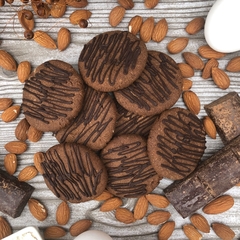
xmin=101 ymin=134 xmax=161 ymax=198
xmin=147 ymin=107 xmax=206 ymax=180
xmin=114 ymin=51 xmax=183 ymax=116
xmin=22 ymin=60 xmax=85 ymax=132
xmin=78 ymin=31 xmax=148 ymax=92
xmin=55 ymin=86 xmax=117 ymax=151
xmin=40 ymin=143 xmax=108 ymax=203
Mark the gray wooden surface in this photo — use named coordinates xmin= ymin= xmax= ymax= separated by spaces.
xmin=0 ymin=0 xmax=240 ymax=239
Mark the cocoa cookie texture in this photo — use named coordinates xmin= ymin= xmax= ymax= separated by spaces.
xmin=147 ymin=107 xmax=206 ymax=180
xmin=78 ymin=31 xmax=148 ymax=92
xmin=22 ymin=60 xmax=85 ymax=132
xmin=40 ymin=143 xmax=108 ymax=203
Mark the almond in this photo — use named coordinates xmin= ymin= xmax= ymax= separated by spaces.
xmin=128 ymin=15 xmax=143 ymax=35
xmin=100 ymin=197 xmax=123 ymax=212
xmin=140 ymin=17 xmax=155 ymax=43
xmin=133 ymin=195 xmax=149 ymax=220
xmin=94 ymin=190 xmax=114 ymax=201
xmin=178 ymin=63 xmax=194 ymax=78
xmin=69 ymin=10 xmax=92 ymax=25
xmin=1 ymin=105 xmax=21 ymax=122
xmin=44 ymin=226 xmax=66 ymax=239
xmin=4 ymin=153 xmax=17 ymax=175
xmin=202 ymin=58 xmax=219 ymax=79
xmin=182 ymin=90 xmax=201 ymax=115
xmin=203 ymin=116 xmax=216 ymax=139
xmin=182 ymin=78 xmax=193 ymax=91
xmin=211 ymin=67 xmax=230 ymax=89
xmin=18 ymin=165 xmax=38 ymax=182
xmin=118 ymin=0 xmax=134 ymax=9
xmin=226 ymin=56 xmax=240 ymax=72
xmin=183 ymin=224 xmax=202 ymax=240
xmin=57 ymin=27 xmax=71 ymax=51
xmin=0 ymin=216 xmax=12 ymax=239
xmin=158 ymin=221 xmax=175 ymax=240
xmin=152 ymin=18 xmax=168 ymax=43
xmin=190 ymin=213 xmax=210 ymax=233
xmin=212 ymin=223 xmax=235 ymax=240
xmin=182 ymin=52 xmax=204 ymax=70
xmin=198 ymin=45 xmax=226 ymax=59
xmin=167 ymin=37 xmax=189 ymax=54
xmin=147 ymin=210 xmax=171 ymax=225
xmin=69 ymin=219 xmax=92 ymax=236
xmin=15 ymin=118 xmax=30 ymax=141
xmin=145 ymin=194 xmax=170 ymax=208
xmin=27 ymin=125 xmax=43 ymax=142
xmin=65 ymin=0 xmax=88 ymax=8
xmin=115 ymin=208 xmax=136 ymax=224
xmin=50 ymin=0 xmax=66 ymax=18
xmin=109 ymin=6 xmax=125 ymax=27
xmin=56 ymin=201 xmax=70 ymax=225
xmin=0 ymin=49 xmax=17 ymax=71
xmin=33 ymin=30 xmax=57 ymax=49
xmin=28 ymin=198 xmax=48 ymax=221
xmin=144 ymin=0 xmax=159 ymax=9
xmin=34 ymin=152 xmax=45 ymax=174
xmin=203 ymin=195 xmax=234 ymax=214
xmin=17 ymin=61 xmax=31 ymax=83
xmin=17 ymin=9 xmax=34 ymax=30
xmin=0 ymin=98 xmax=13 ymax=111
xmin=185 ymin=17 xmax=205 ymax=35
xmin=5 ymin=141 xmax=28 ymax=154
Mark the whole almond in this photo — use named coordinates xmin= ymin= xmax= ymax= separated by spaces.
xmin=118 ymin=0 xmax=134 ymax=9
xmin=185 ymin=17 xmax=205 ymax=35
xmin=146 ymin=194 xmax=170 ymax=208
xmin=226 ymin=56 xmax=240 ymax=72
xmin=134 ymin=195 xmax=149 ymax=220
xmin=94 ymin=190 xmax=114 ymax=201
xmin=182 ymin=90 xmax=201 ymax=115
xmin=65 ymin=0 xmax=88 ymax=8
xmin=57 ymin=27 xmax=71 ymax=51
xmin=182 ymin=52 xmax=204 ymax=70
xmin=0 ymin=216 xmax=12 ymax=239
xmin=167 ymin=37 xmax=189 ymax=54
xmin=17 ymin=9 xmax=35 ymax=30
xmin=4 ymin=153 xmax=17 ymax=175
xmin=147 ymin=210 xmax=171 ymax=225
xmin=1 ymin=105 xmax=21 ymax=122
xmin=182 ymin=78 xmax=193 ymax=91
xmin=18 ymin=165 xmax=38 ymax=182
xmin=183 ymin=224 xmax=202 ymax=240
xmin=198 ymin=45 xmax=226 ymax=59
xmin=203 ymin=116 xmax=216 ymax=139
xmin=27 ymin=125 xmax=43 ymax=142
xmin=69 ymin=219 xmax=92 ymax=236
xmin=56 ymin=201 xmax=70 ymax=225
xmin=0 ymin=98 xmax=13 ymax=111
xmin=212 ymin=223 xmax=235 ymax=240
xmin=158 ymin=221 xmax=175 ymax=240
xmin=211 ymin=67 xmax=230 ymax=89
xmin=203 ymin=195 xmax=234 ymax=214
xmin=50 ymin=0 xmax=66 ymax=18
xmin=44 ymin=226 xmax=66 ymax=239
xmin=152 ymin=18 xmax=168 ymax=43
xmin=28 ymin=198 xmax=48 ymax=221
xmin=115 ymin=208 xmax=136 ymax=224
xmin=128 ymin=15 xmax=143 ymax=35
xmin=17 ymin=61 xmax=31 ymax=83
xmin=15 ymin=118 xmax=30 ymax=141
xmin=140 ymin=17 xmax=155 ymax=42
xmin=109 ymin=6 xmax=125 ymax=27
xmin=69 ymin=10 xmax=92 ymax=25
xmin=33 ymin=30 xmax=57 ymax=49
xmin=100 ymin=197 xmax=123 ymax=212
xmin=144 ymin=0 xmax=159 ymax=9
xmin=5 ymin=141 xmax=28 ymax=154
xmin=34 ymin=152 xmax=45 ymax=174
xmin=190 ymin=213 xmax=210 ymax=233
xmin=178 ymin=63 xmax=194 ymax=78
xmin=0 ymin=49 xmax=17 ymax=71
xmin=202 ymin=58 xmax=219 ymax=79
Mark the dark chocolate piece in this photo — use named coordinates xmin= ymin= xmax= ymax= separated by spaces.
xmin=0 ymin=168 xmax=34 ymax=218
xmin=164 ymin=135 xmax=240 ymax=218
xmin=204 ymin=91 xmax=240 ymax=144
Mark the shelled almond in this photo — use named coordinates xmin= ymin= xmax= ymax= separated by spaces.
xmin=226 ymin=56 xmax=240 ymax=72
xmin=100 ymin=197 xmax=123 ymax=212
xmin=0 ymin=98 xmax=13 ymax=111
xmin=182 ymin=52 xmax=204 ymax=70
xmin=69 ymin=10 xmax=92 ymax=25
xmin=33 ymin=30 xmax=57 ymax=49
xmin=128 ymin=15 xmax=143 ymax=35
xmin=212 ymin=223 xmax=235 ymax=240
xmin=178 ymin=63 xmax=194 ymax=78
xmin=4 ymin=153 xmax=17 ymax=175
xmin=27 ymin=126 xmax=43 ymax=142
xmin=56 ymin=201 xmax=70 ymax=225
xmin=202 ymin=58 xmax=219 ymax=79
xmin=158 ymin=221 xmax=175 ymax=240
xmin=145 ymin=194 xmax=169 ymax=208
xmin=15 ymin=118 xmax=30 ymax=141
xmin=183 ymin=224 xmax=202 ymax=240
xmin=182 ymin=90 xmax=201 ymax=115
xmin=203 ymin=116 xmax=217 ymax=139
xmin=109 ymin=6 xmax=125 ymax=27
xmin=167 ymin=37 xmax=189 ymax=54
xmin=198 ymin=45 xmax=226 ymax=59
xmin=147 ymin=210 xmax=171 ymax=225
xmin=133 ymin=195 xmax=149 ymax=220
xmin=17 ymin=61 xmax=31 ymax=83
xmin=185 ymin=17 xmax=205 ymax=35
xmin=118 ymin=0 xmax=134 ymax=9
xmin=0 ymin=50 xmax=17 ymax=71
xmin=140 ymin=17 xmax=155 ymax=42
xmin=1 ymin=105 xmax=21 ymax=122
xmin=190 ymin=213 xmax=210 ymax=233
xmin=0 ymin=217 xmax=12 ymax=239
xmin=44 ymin=226 xmax=67 ymax=239
xmin=152 ymin=18 xmax=168 ymax=43
xmin=69 ymin=219 xmax=92 ymax=236
xmin=115 ymin=208 xmax=136 ymax=224
xmin=144 ymin=0 xmax=159 ymax=9
xmin=182 ymin=78 xmax=193 ymax=91
xmin=57 ymin=27 xmax=71 ymax=51
xmin=211 ymin=67 xmax=230 ymax=89
xmin=18 ymin=165 xmax=38 ymax=182
xmin=28 ymin=198 xmax=48 ymax=221
xmin=4 ymin=141 xmax=28 ymax=154
xmin=94 ymin=190 xmax=114 ymax=201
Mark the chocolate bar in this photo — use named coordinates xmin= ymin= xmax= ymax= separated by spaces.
xmin=0 ymin=168 xmax=34 ymax=218
xmin=204 ymin=91 xmax=240 ymax=144
xmin=164 ymin=135 xmax=240 ymax=218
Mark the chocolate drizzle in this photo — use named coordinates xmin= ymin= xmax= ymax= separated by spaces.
xmin=41 ymin=143 xmax=104 ymax=202
xmin=22 ymin=61 xmax=81 ymax=125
